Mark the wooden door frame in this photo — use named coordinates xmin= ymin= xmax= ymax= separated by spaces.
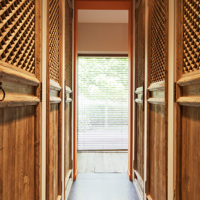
xmin=73 ymin=0 xmax=133 ymax=180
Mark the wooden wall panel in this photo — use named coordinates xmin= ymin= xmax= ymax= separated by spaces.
xmin=134 ymin=0 xmax=145 ymax=196
xmin=47 ymin=104 xmax=59 ymax=200
xmin=135 ymin=103 xmax=144 ymax=181
xmin=175 ymin=0 xmax=200 ymax=199
xmin=0 ymin=106 xmax=35 ymax=200
xmin=64 ymin=103 xmax=72 ymax=176
xmin=181 ymin=106 xmax=200 ymax=200
xmin=149 ymin=104 xmax=167 ymax=200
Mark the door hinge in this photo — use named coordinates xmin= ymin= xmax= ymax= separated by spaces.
xmin=174 ymin=82 xmax=176 ymax=102
xmin=133 ymin=160 xmax=134 ymax=168
xmin=144 ymin=180 xmax=147 ymax=194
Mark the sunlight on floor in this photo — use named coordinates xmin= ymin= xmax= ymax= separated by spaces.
xmin=77 ymin=152 xmax=128 ymax=173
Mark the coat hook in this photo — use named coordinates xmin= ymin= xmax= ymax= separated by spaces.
xmin=0 ymin=82 xmax=5 ymax=102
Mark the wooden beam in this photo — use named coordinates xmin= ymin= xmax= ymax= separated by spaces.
xmin=50 ymin=79 xmax=62 ymax=91
xmin=177 ymin=96 xmax=200 ymax=107
xmin=148 ymin=80 xmax=165 ymax=91
xmin=147 ymin=98 xmax=165 ymax=105
xmin=0 ymin=62 xmax=39 ymax=86
xmin=0 ymin=95 xmax=39 ymax=107
xmin=50 ymin=96 xmax=62 ymax=104
xmin=177 ymin=70 xmax=200 ymax=86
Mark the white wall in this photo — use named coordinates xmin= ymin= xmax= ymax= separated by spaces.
xmin=78 ymin=23 xmax=128 ymax=54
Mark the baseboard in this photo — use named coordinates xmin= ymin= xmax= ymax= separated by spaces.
xmin=127 ymin=169 xmax=132 ymax=181
xmin=73 ymin=169 xmax=78 ymax=181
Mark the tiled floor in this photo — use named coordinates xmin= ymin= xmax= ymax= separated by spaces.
xmin=77 ymin=152 xmax=128 ymax=173
xmin=68 ymin=173 xmax=139 ymax=200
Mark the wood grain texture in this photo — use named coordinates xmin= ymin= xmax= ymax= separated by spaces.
xmin=181 ymin=106 xmax=200 ymax=200
xmin=149 ymin=104 xmax=167 ymax=200
xmin=0 ymin=61 xmax=39 ymax=86
xmin=64 ymin=102 xmax=72 ymax=187
xmin=0 ymin=106 xmax=35 ymax=200
xmin=175 ymin=1 xmax=200 ymax=199
xmin=135 ymin=103 xmax=144 ymax=181
xmin=47 ymin=104 xmax=59 ymax=200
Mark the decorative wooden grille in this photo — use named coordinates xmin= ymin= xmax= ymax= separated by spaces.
xmin=183 ymin=0 xmax=200 ymax=74
xmin=150 ymin=0 xmax=166 ymax=83
xmin=49 ymin=0 xmax=59 ymax=82
xmin=0 ymin=0 xmax=35 ymax=73
xmin=65 ymin=0 xmax=72 ymax=88
xmin=135 ymin=0 xmax=145 ymax=88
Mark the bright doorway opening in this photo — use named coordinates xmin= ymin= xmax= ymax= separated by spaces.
xmin=77 ymin=56 xmax=129 ymax=151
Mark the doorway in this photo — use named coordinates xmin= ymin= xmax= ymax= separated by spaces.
xmin=73 ymin=0 xmax=133 ymax=180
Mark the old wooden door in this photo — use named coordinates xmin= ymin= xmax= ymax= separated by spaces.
xmin=175 ymin=0 xmax=200 ymax=199
xmin=146 ymin=0 xmax=168 ymax=199
xmin=64 ymin=0 xmax=73 ymax=199
xmin=0 ymin=0 xmax=42 ymax=199
xmin=46 ymin=0 xmax=63 ymax=199
xmin=133 ymin=0 xmax=145 ymax=198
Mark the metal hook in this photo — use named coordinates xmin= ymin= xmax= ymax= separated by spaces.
xmin=0 ymin=82 xmax=5 ymax=102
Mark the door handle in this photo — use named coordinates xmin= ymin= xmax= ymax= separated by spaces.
xmin=0 ymin=82 xmax=5 ymax=102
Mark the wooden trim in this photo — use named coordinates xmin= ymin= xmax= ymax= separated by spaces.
xmin=46 ymin=0 xmax=50 ymax=198
xmin=147 ymin=195 xmax=153 ymax=200
xmin=135 ymin=98 xmax=143 ymax=104
xmin=34 ymin=0 xmax=42 ymax=199
xmin=0 ymin=61 xmax=39 ymax=86
xmin=135 ymin=86 xmax=143 ymax=94
xmin=177 ymin=96 xmax=200 ymax=107
xmin=50 ymin=96 xmax=62 ymax=104
xmin=64 ymin=178 xmax=73 ymax=200
xmin=73 ymin=0 xmax=133 ymax=181
xmin=0 ymin=95 xmax=39 ymax=107
xmin=50 ymin=79 xmax=62 ymax=91
xmin=76 ymin=0 xmax=131 ymax=10
xmin=66 ymin=86 xmax=72 ymax=93
xmin=134 ymin=180 xmax=143 ymax=200
xmin=177 ymin=70 xmax=200 ymax=86
xmin=66 ymin=98 xmax=72 ymax=103
xmin=147 ymin=97 xmax=165 ymax=105
xmin=56 ymin=195 xmax=62 ymax=200
xmin=65 ymin=169 xmax=72 ymax=186
xmin=148 ymin=80 xmax=165 ymax=91
xmin=175 ymin=0 xmax=184 ymax=199
xmin=134 ymin=170 xmax=144 ymax=187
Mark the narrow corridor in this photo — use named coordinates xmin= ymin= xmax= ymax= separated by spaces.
xmin=68 ymin=173 xmax=139 ymax=200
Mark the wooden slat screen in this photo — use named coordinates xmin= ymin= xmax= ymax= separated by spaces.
xmin=135 ymin=0 xmax=145 ymax=89
xmin=183 ymin=0 xmax=200 ymax=74
xmin=49 ymin=0 xmax=59 ymax=82
xmin=150 ymin=0 xmax=166 ymax=83
xmin=65 ymin=0 xmax=73 ymax=88
xmin=0 ymin=0 xmax=35 ymax=73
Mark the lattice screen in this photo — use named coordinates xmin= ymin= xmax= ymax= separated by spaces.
xmin=65 ymin=0 xmax=73 ymax=88
xmin=183 ymin=0 xmax=200 ymax=74
xmin=49 ymin=0 xmax=59 ymax=82
xmin=0 ymin=0 xmax=35 ymax=74
xmin=135 ymin=0 xmax=145 ymax=88
xmin=150 ymin=0 xmax=166 ymax=83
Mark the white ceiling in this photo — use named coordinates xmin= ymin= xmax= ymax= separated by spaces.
xmin=78 ymin=10 xmax=128 ymax=24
